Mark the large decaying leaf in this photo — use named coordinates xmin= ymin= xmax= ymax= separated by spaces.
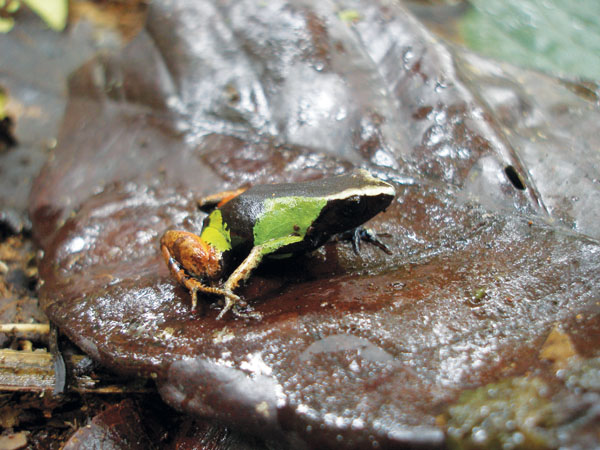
xmin=29 ymin=0 xmax=600 ymax=448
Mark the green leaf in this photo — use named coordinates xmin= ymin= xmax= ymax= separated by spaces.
xmin=0 ymin=16 xmax=15 ymax=33
xmin=338 ymin=9 xmax=361 ymax=24
xmin=2 ymin=0 xmax=21 ymax=13
xmin=461 ymin=0 xmax=600 ymax=80
xmin=0 ymin=88 xmax=6 ymax=119
xmin=22 ymin=0 xmax=67 ymax=31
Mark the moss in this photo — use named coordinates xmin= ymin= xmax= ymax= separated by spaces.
xmin=561 ymin=357 xmax=600 ymax=392
xmin=447 ymin=377 xmax=556 ymax=449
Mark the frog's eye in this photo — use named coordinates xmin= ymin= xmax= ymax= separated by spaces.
xmin=341 ymin=195 xmax=365 ymax=216
xmin=343 ymin=195 xmax=361 ymax=207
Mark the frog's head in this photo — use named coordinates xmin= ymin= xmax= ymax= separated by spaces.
xmin=160 ymin=230 xmax=225 ymax=283
xmin=308 ymin=169 xmax=396 ymax=237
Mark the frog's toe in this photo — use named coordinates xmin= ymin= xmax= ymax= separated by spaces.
xmin=216 ymin=293 xmax=262 ymax=320
xmin=216 ymin=293 xmax=238 ymax=320
xmin=215 ymin=291 xmax=259 ymax=320
xmin=351 ymin=227 xmax=392 ymax=255
xmin=190 ymin=288 xmax=198 ymax=310
xmin=232 ymin=303 xmax=262 ymax=321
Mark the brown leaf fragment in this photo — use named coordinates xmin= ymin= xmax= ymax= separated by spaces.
xmin=539 ymin=326 xmax=579 ymax=370
xmin=0 ymin=432 xmax=28 ymax=450
xmin=63 ymin=400 xmax=155 ymax=450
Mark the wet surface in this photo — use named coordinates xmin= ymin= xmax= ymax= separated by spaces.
xmin=62 ymin=400 xmax=152 ymax=450
xmin=28 ymin=0 xmax=600 ymax=448
xmin=0 ymin=15 xmax=111 ymax=233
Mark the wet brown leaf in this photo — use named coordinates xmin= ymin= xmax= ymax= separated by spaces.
xmin=29 ymin=0 xmax=600 ymax=448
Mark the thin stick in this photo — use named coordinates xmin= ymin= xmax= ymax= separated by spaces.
xmin=0 ymin=323 xmax=50 ymax=334
xmin=0 ymin=349 xmax=151 ymax=394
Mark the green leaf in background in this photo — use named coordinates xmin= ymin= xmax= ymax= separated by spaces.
xmin=0 ymin=0 xmax=20 ymax=13
xmin=0 ymin=0 xmax=19 ymax=32
xmin=22 ymin=0 xmax=67 ymax=31
xmin=461 ymin=0 xmax=600 ymax=80
xmin=338 ymin=9 xmax=362 ymax=24
xmin=0 ymin=16 xmax=15 ymax=32
xmin=0 ymin=88 xmax=7 ymax=119
xmin=0 ymin=0 xmax=67 ymax=32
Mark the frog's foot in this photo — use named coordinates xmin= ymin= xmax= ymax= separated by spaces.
xmin=231 ymin=302 xmax=263 ymax=321
xmin=339 ymin=226 xmax=392 ymax=255
xmin=187 ymin=284 xmax=225 ymax=311
xmin=185 ymin=284 xmax=225 ymax=310
xmin=216 ymin=291 xmax=262 ymax=320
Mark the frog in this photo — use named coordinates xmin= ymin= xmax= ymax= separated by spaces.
xmin=160 ymin=169 xmax=396 ymax=320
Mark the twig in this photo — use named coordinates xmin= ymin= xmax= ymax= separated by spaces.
xmin=0 ymin=349 xmax=151 ymax=394
xmin=0 ymin=323 xmax=50 ymax=334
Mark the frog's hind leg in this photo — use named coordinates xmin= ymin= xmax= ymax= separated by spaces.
xmin=161 ymin=242 xmax=236 ymax=311
xmin=198 ymin=187 xmax=247 ymax=212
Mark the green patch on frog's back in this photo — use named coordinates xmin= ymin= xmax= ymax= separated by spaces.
xmin=253 ymin=196 xmax=327 ymax=246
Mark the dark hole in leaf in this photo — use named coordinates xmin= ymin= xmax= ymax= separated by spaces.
xmin=504 ymin=165 xmax=526 ymax=190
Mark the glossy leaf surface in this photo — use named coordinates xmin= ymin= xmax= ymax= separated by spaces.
xmin=30 ymin=1 xmax=600 ymax=447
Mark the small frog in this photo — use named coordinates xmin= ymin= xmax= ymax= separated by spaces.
xmin=160 ymin=169 xmax=395 ymax=319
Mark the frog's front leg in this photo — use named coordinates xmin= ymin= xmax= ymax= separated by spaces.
xmin=336 ymin=226 xmax=392 ymax=255
xmin=218 ymin=244 xmax=270 ymax=320
xmin=218 ymin=235 xmax=305 ymax=320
